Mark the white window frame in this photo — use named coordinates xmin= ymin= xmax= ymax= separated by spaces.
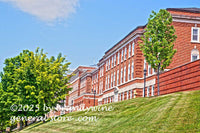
xmin=130 ymin=90 xmax=132 ymax=99
xmin=131 ymin=61 xmax=134 ymax=79
xmin=124 ymin=66 xmax=126 ymax=82
xmin=117 ymin=70 xmax=119 ymax=85
xmin=127 ymin=91 xmax=129 ymax=100
xmin=124 ymin=47 xmax=127 ymax=60
xmin=111 ymin=73 xmax=113 ymax=87
xmin=147 ymin=86 xmax=149 ymax=97
xmin=151 ymin=85 xmax=154 ymax=96
xmin=108 ymin=75 xmax=110 ymax=89
xmin=114 ymin=54 xmax=116 ymax=66
xmin=129 ymin=44 xmax=131 ymax=58
xmin=118 ymin=52 xmax=120 ymax=65
xmin=128 ymin=63 xmax=130 ymax=81
xmin=112 ymin=56 xmax=114 ymax=68
xmin=121 ymin=67 xmax=123 ymax=84
xmin=191 ymin=27 xmax=200 ymax=42
xmin=132 ymin=42 xmax=135 ymax=56
xmin=113 ymin=72 xmax=116 ymax=86
xmin=121 ymin=49 xmax=124 ymax=62
xmin=148 ymin=64 xmax=151 ymax=76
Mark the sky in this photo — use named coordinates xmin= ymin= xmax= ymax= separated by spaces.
xmin=0 ymin=0 xmax=199 ymax=71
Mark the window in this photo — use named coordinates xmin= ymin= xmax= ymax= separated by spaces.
xmin=127 ymin=91 xmax=129 ymax=100
xmin=121 ymin=68 xmax=123 ymax=84
xmin=130 ymin=90 xmax=132 ymax=99
xmin=111 ymin=73 xmax=113 ymax=87
xmin=144 ymin=59 xmax=146 ymax=70
xmin=112 ymin=57 xmax=114 ymax=68
xmin=151 ymin=85 xmax=154 ymax=96
xmin=117 ymin=70 xmax=119 ymax=85
xmin=123 ymin=92 xmax=124 ymax=101
xmin=152 ymin=68 xmax=155 ymax=74
xmin=119 ymin=93 xmax=121 ymax=101
xmin=132 ymin=42 xmax=135 ymax=56
xmin=147 ymin=86 xmax=150 ymax=97
xmin=113 ymin=72 xmax=116 ymax=86
xmin=118 ymin=52 xmax=120 ymax=64
xmin=191 ymin=48 xmax=199 ymax=61
xmin=108 ymin=59 xmax=110 ymax=70
xmin=106 ymin=61 xmax=108 ymax=71
xmin=129 ymin=44 xmax=131 ymax=58
xmin=105 ymin=76 xmax=107 ymax=89
xmin=191 ymin=27 xmax=199 ymax=42
xmin=128 ymin=63 xmax=130 ymax=80
xmin=124 ymin=66 xmax=126 ymax=82
xmin=125 ymin=47 xmax=127 ymax=60
xmin=131 ymin=61 xmax=134 ymax=79
xmin=148 ymin=64 xmax=151 ymax=75
xmin=114 ymin=54 xmax=116 ymax=66
xmin=108 ymin=75 xmax=110 ymax=88
xmin=121 ymin=49 xmax=124 ymax=62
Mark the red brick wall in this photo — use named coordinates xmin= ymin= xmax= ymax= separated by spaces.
xmin=154 ymin=59 xmax=200 ymax=95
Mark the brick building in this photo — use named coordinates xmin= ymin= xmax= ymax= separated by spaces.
xmin=66 ymin=8 xmax=200 ymax=110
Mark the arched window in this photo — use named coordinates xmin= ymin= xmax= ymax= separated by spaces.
xmin=191 ymin=48 xmax=199 ymax=61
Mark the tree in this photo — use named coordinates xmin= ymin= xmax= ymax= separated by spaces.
xmin=0 ymin=48 xmax=72 ymax=130
xmin=140 ymin=9 xmax=177 ymax=95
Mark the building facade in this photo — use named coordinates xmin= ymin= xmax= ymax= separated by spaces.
xmin=67 ymin=8 xmax=200 ymax=110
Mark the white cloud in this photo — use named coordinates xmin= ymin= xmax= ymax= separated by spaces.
xmin=1 ymin=0 xmax=79 ymax=22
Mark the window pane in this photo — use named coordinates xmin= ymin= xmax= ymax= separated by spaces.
xmin=193 ymin=29 xmax=198 ymax=35
xmin=192 ymin=55 xmax=198 ymax=61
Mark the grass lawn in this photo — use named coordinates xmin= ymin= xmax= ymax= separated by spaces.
xmin=19 ymin=90 xmax=200 ymax=133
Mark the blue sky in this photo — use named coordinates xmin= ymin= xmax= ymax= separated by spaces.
xmin=0 ymin=0 xmax=199 ymax=71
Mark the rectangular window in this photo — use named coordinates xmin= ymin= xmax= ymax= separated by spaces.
xmin=121 ymin=49 xmax=124 ymax=62
xmin=191 ymin=27 xmax=199 ymax=42
xmin=113 ymin=72 xmax=116 ymax=86
xmin=132 ymin=42 xmax=135 ymax=56
xmin=130 ymin=90 xmax=132 ymax=99
xmin=111 ymin=73 xmax=113 ymax=87
xmin=148 ymin=64 xmax=151 ymax=75
xmin=119 ymin=93 xmax=121 ymax=101
xmin=109 ymin=59 xmax=110 ymax=70
xmin=112 ymin=57 xmax=114 ymax=68
xmin=123 ymin=92 xmax=124 ymax=100
xmin=129 ymin=44 xmax=131 ymax=58
xmin=117 ymin=70 xmax=119 ymax=85
xmin=118 ymin=52 xmax=120 ymax=65
xmin=108 ymin=75 xmax=110 ymax=88
xmin=124 ymin=66 xmax=126 ymax=82
xmin=144 ymin=59 xmax=146 ymax=70
xmin=105 ymin=76 xmax=107 ymax=89
xmin=128 ymin=63 xmax=130 ymax=80
xmin=121 ymin=68 xmax=123 ymax=84
xmin=131 ymin=61 xmax=134 ymax=79
xmin=114 ymin=54 xmax=116 ymax=66
xmin=151 ymin=85 xmax=154 ymax=96
xmin=125 ymin=47 xmax=127 ymax=60
xmin=127 ymin=91 xmax=129 ymax=100
xmin=147 ymin=86 xmax=149 ymax=97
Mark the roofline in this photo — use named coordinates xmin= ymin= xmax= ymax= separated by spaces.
xmin=167 ymin=8 xmax=200 ymax=13
xmin=104 ymin=25 xmax=146 ymax=55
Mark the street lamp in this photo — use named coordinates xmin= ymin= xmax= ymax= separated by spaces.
xmin=92 ymin=89 xmax=96 ymax=106
xmin=143 ymin=69 xmax=147 ymax=97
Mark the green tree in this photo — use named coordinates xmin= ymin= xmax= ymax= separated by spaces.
xmin=0 ymin=48 xmax=71 ymax=130
xmin=140 ymin=9 xmax=177 ymax=95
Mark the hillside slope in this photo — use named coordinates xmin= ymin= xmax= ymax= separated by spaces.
xmin=20 ymin=90 xmax=200 ymax=133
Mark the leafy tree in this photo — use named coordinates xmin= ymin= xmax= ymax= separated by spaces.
xmin=140 ymin=9 xmax=177 ymax=95
xmin=0 ymin=48 xmax=71 ymax=130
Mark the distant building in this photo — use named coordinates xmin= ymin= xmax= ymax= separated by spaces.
xmin=66 ymin=8 xmax=200 ymax=111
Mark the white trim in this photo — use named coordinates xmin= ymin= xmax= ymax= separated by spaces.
xmin=191 ymin=27 xmax=200 ymax=43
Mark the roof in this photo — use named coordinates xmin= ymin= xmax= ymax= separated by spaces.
xmin=167 ymin=8 xmax=200 ymax=13
xmin=104 ymin=25 xmax=146 ymax=55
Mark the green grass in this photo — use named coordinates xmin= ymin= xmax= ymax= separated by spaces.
xmin=19 ymin=90 xmax=200 ymax=133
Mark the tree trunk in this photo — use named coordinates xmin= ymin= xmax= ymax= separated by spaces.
xmin=157 ymin=63 xmax=160 ymax=96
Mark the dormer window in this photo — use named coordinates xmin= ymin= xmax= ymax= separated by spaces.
xmin=191 ymin=27 xmax=199 ymax=42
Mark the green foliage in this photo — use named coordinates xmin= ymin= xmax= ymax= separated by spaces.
xmin=140 ymin=9 xmax=177 ymax=70
xmin=0 ymin=48 xmax=72 ymax=131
